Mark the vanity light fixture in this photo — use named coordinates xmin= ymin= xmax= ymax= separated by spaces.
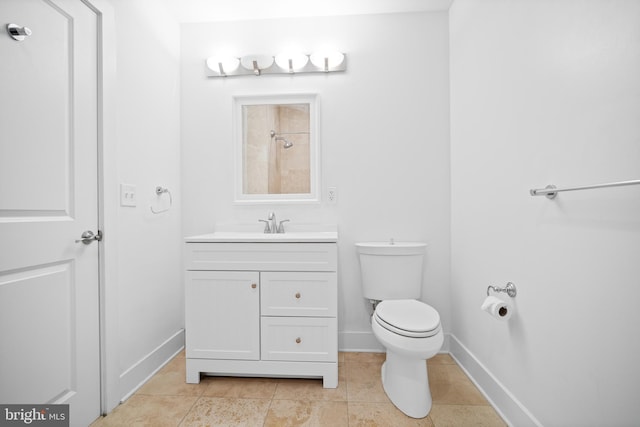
xmin=205 ymin=56 xmax=240 ymax=76
xmin=205 ymin=51 xmax=346 ymax=77
xmin=240 ymin=54 xmax=274 ymax=76
xmin=275 ymin=52 xmax=309 ymax=73
xmin=310 ymin=51 xmax=345 ymax=72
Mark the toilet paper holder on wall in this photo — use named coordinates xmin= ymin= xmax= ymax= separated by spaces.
xmin=486 ymin=282 xmax=517 ymax=298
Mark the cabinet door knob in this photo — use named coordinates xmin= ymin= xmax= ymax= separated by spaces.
xmin=295 ymin=337 xmax=301 ymax=344
xmin=295 ymin=292 xmax=301 ymax=299
xmin=251 ymin=283 xmax=257 ymax=289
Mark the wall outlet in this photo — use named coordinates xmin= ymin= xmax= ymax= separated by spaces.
xmin=327 ymin=187 xmax=337 ymax=204
xmin=120 ymin=183 xmax=137 ymax=207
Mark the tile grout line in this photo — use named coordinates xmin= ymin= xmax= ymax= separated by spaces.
xmin=261 ymin=378 xmax=280 ymax=427
xmin=344 ymin=356 xmax=351 ymax=426
xmin=175 ymin=381 xmax=206 ymax=427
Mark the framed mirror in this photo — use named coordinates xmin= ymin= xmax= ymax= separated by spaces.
xmin=233 ymin=94 xmax=319 ymax=203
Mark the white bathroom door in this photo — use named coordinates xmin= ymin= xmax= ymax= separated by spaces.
xmin=0 ymin=1 xmax=101 ymax=426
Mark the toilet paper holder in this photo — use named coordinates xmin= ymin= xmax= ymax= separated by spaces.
xmin=486 ymin=282 xmax=517 ymax=298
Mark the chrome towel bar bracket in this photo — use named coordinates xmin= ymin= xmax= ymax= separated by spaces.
xmin=530 ymin=179 xmax=640 ymax=199
xmin=487 ymin=282 xmax=517 ymax=298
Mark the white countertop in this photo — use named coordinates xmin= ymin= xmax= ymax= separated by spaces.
xmin=185 ymin=224 xmax=338 ymax=243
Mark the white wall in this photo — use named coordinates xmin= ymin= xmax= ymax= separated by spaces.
xmin=108 ymin=0 xmax=183 ymax=403
xmin=449 ymin=1 xmax=640 ymax=425
xmin=180 ymin=12 xmax=451 ymax=350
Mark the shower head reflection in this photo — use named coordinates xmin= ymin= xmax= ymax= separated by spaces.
xmin=270 ymin=130 xmax=294 ymax=149
xmin=280 ymin=138 xmax=293 ymax=149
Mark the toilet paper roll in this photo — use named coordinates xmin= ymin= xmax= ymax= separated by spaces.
xmin=481 ymin=296 xmax=513 ymax=321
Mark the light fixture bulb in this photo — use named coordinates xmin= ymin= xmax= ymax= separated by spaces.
xmin=275 ymin=52 xmax=309 ymax=72
xmin=206 ymin=56 xmax=240 ymax=75
xmin=240 ymin=55 xmax=274 ymax=75
xmin=310 ymin=51 xmax=345 ymax=71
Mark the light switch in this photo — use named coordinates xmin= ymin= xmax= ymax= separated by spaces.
xmin=120 ymin=183 xmax=137 ymax=207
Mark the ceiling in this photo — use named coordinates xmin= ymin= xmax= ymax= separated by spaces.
xmin=160 ymin=0 xmax=453 ymax=23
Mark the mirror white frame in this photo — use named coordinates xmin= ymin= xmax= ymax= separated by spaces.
xmin=233 ymin=93 xmax=319 ymax=204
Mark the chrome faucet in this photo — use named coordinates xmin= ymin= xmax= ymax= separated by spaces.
xmin=268 ymin=212 xmax=277 ymax=234
xmin=259 ymin=212 xmax=289 ymax=234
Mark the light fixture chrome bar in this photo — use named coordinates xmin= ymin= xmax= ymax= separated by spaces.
xmin=530 ymin=179 xmax=640 ymax=199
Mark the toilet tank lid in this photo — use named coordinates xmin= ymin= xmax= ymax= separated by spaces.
xmin=376 ymin=299 xmax=440 ymax=333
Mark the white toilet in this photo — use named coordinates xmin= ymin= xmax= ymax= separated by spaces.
xmin=356 ymin=241 xmax=443 ymax=419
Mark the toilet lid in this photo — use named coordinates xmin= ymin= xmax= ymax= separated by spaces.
xmin=374 ymin=299 xmax=441 ymax=338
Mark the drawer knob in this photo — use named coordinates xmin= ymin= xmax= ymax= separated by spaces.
xmin=295 ymin=292 xmax=301 ymax=299
xmin=295 ymin=337 xmax=301 ymax=344
xmin=251 ymin=283 xmax=257 ymax=289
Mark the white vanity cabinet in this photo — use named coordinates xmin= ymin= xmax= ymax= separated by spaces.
xmin=184 ymin=238 xmax=338 ymax=388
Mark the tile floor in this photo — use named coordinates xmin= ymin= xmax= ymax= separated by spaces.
xmin=91 ymin=351 xmax=506 ymax=427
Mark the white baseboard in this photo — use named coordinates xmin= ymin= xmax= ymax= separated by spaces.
xmin=118 ymin=329 xmax=185 ymax=402
xmin=448 ymin=334 xmax=542 ymax=427
xmin=339 ymin=330 xmax=384 ymax=352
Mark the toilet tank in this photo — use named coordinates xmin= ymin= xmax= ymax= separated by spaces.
xmin=355 ymin=242 xmax=427 ymax=300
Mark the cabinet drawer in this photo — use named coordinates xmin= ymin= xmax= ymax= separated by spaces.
xmin=261 ymin=272 xmax=337 ymax=317
xmin=261 ymin=317 xmax=337 ymax=362
xmin=185 ymin=242 xmax=337 ymax=272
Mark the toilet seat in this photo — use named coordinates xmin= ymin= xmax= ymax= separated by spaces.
xmin=374 ymin=299 xmax=441 ymax=338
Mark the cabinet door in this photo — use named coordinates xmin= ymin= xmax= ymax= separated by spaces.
xmin=186 ymin=271 xmax=259 ymax=360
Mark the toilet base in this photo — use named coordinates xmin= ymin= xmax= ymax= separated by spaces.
xmin=381 ymin=351 xmax=432 ymax=418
